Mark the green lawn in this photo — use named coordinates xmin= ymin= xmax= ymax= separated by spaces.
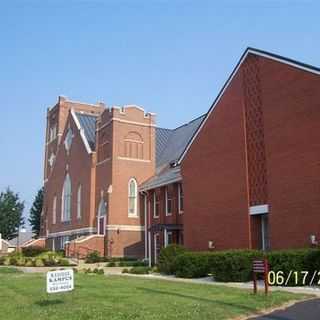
xmin=0 ymin=267 xmax=307 ymax=320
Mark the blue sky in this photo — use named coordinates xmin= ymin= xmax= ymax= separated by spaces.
xmin=0 ymin=0 xmax=319 ymax=224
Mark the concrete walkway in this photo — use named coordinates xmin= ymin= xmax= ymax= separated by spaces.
xmin=248 ymin=298 xmax=320 ymax=320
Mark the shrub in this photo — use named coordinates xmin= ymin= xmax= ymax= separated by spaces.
xmin=22 ymin=246 xmax=47 ymax=257
xmin=57 ymin=258 xmax=70 ymax=266
xmin=118 ymin=260 xmax=146 ymax=267
xmin=211 ymin=250 xmax=263 ymax=282
xmin=93 ymin=268 xmax=104 ymax=275
xmin=106 ymin=261 xmax=116 ymax=267
xmin=158 ymin=244 xmax=187 ymax=275
xmin=9 ymin=256 xmax=18 ymax=266
xmin=122 ymin=268 xmax=129 ymax=274
xmin=16 ymin=257 xmax=26 ymax=266
xmin=25 ymin=258 xmax=34 ymax=267
xmin=175 ymin=252 xmax=212 ymax=278
xmin=128 ymin=266 xmax=151 ymax=274
xmin=34 ymin=258 xmax=45 ymax=267
xmin=0 ymin=256 xmax=5 ymax=265
xmin=267 ymin=249 xmax=320 ymax=286
xmin=85 ymin=251 xmax=101 ymax=264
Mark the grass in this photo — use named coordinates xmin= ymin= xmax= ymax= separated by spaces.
xmin=0 ymin=269 xmax=308 ymax=320
xmin=0 ymin=267 xmax=23 ymax=274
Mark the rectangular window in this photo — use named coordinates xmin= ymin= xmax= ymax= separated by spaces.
xmin=52 ymin=196 xmax=57 ymax=224
xmin=77 ymin=185 xmax=82 ymax=219
xmin=166 ymin=231 xmax=173 ymax=246
xmin=165 ymin=187 xmax=172 ymax=216
xmin=60 ymin=236 xmax=70 ymax=250
xmin=178 ymin=183 xmax=184 ymax=213
xmin=153 ymin=192 xmax=160 ymax=218
xmin=154 ymin=233 xmax=160 ymax=264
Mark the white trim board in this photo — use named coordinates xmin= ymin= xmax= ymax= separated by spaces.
xmin=71 ymin=109 xmax=93 ymax=154
xmin=106 ymin=225 xmax=144 ymax=232
xmin=249 ymin=204 xmax=269 ymax=215
xmin=48 ymin=227 xmax=97 ymax=238
xmin=177 ymin=47 xmax=320 ymax=165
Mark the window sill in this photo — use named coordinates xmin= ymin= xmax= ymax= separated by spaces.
xmin=128 ymin=214 xmax=139 ymax=219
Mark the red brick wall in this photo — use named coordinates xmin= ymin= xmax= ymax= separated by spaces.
xmin=259 ymin=57 xmax=320 ymax=249
xmin=95 ymin=106 xmax=156 ymax=257
xmin=66 ymin=235 xmax=105 ymax=258
xmin=181 ymin=71 xmax=251 ymax=251
xmin=43 ymin=106 xmax=100 ymax=239
xmin=181 ymin=53 xmax=320 ymax=251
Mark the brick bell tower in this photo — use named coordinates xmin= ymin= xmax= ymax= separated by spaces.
xmin=95 ymin=105 xmax=156 ymax=257
xmin=41 ymin=96 xmax=104 ymax=238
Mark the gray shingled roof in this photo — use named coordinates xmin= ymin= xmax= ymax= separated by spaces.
xmin=141 ymin=115 xmax=205 ymax=191
xmin=75 ymin=113 xmax=98 ymax=150
xmin=156 ymin=115 xmax=205 ymax=172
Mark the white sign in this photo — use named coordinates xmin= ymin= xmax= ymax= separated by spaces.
xmin=46 ymin=269 xmax=74 ymax=294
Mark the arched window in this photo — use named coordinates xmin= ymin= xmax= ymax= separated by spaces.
xmin=98 ymin=199 xmax=107 ymax=217
xmin=128 ymin=178 xmax=138 ymax=217
xmin=61 ymin=174 xmax=71 ymax=221
xmin=97 ymin=198 xmax=107 ymax=235
xmin=77 ymin=185 xmax=82 ymax=219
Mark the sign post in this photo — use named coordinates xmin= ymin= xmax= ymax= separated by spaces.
xmin=252 ymin=259 xmax=269 ymax=295
xmin=47 ymin=269 xmax=74 ymax=294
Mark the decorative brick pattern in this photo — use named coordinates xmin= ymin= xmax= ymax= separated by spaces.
xmin=242 ymin=55 xmax=268 ymax=206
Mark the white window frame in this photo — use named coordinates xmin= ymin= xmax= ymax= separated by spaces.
xmin=77 ymin=184 xmax=82 ymax=219
xmin=128 ymin=178 xmax=138 ymax=217
xmin=154 ymin=233 xmax=160 ymax=264
xmin=165 ymin=231 xmax=173 ymax=247
xmin=61 ymin=173 xmax=72 ymax=222
xmin=52 ymin=195 xmax=57 ymax=224
xmin=153 ymin=191 xmax=159 ymax=218
xmin=97 ymin=199 xmax=107 ymax=236
xmin=178 ymin=183 xmax=184 ymax=214
xmin=165 ymin=187 xmax=172 ymax=216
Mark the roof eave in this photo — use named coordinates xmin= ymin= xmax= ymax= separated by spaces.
xmin=177 ymin=47 xmax=320 ymax=165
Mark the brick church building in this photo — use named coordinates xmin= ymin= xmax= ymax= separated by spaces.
xmin=41 ymin=48 xmax=320 ymax=263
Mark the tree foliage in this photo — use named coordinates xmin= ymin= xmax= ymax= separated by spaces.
xmin=29 ymin=187 xmax=43 ymax=238
xmin=0 ymin=188 xmax=25 ymax=240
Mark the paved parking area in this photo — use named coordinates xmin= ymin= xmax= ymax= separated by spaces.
xmin=249 ymin=299 xmax=320 ymax=320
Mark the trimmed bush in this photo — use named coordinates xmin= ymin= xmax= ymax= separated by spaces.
xmin=106 ymin=261 xmax=116 ymax=267
xmin=25 ymin=258 xmax=34 ymax=267
xmin=119 ymin=260 xmax=146 ymax=267
xmin=34 ymin=258 xmax=45 ymax=267
xmin=0 ymin=256 xmax=5 ymax=265
xmin=129 ymin=266 xmax=151 ymax=274
xmin=57 ymin=258 xmax=70 ymax=266
xmin=210 ymin=250 xmax=263 ymax=282
xmin=22 ymin=246 xmax=47 ymax=257
xmin=267 ymin=249 xmax=320 ymax=286
xmin=158 ymin=244 xmax=187 ymax=275
xmin=85 ymin=251 xmax=101 ymax=264
xmin=175 ymin=252 xmax=212 ymax=278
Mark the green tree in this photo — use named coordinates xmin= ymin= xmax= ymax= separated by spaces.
xmin=0 ymin=188 xmax=25 ymax=240
xmin=29 ymin=187 xmax=43 ymax=238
